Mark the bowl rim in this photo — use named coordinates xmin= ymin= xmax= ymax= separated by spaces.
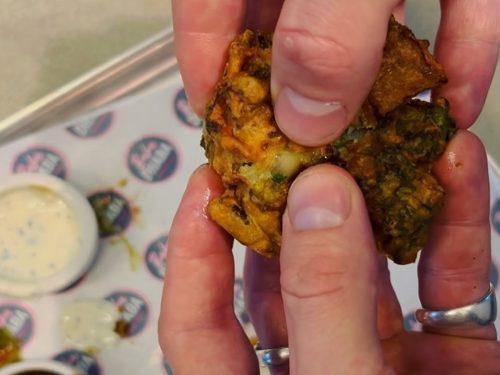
xmin=0 ymin=359 xmax=80 ymax=375
xmin=0 ymin=173 xmax=99 ymax=297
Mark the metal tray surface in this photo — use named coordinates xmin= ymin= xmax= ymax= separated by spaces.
xmin=0 ymin=28 xmax=176 ymax=145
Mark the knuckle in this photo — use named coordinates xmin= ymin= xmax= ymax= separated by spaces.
xmin=420 ymin=258 xmax=490 ymax=287
xmin=280 ymin=248 xmax=350 ymax=300
xmin=274 ymin=28 xmax=357 ymax=81
xmin=158 ymin=324 xmax=176 ymax=355
xmin=375 ymin=365 xmax=397 ymax=375
xmin=158 ymin=323 xmax=196 ymax=359
xmin=158 ymin=303 xmax=236 ymax=354
xmin=158 ymin=315 xmax=186 ymax=356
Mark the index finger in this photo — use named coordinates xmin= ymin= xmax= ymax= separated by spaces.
xmin=172 ymin=0 xmax=247 ymax=115
xmin=433 ymin=0 xmax=499 ymax=128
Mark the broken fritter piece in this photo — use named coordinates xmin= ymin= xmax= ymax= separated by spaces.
xmin=334 ymin=98 xmax=455 ymax=264
xmin=368 ymin=19 xmax=447 ymax=115
xmin=202 ymin=18 xmax=456 ymax=264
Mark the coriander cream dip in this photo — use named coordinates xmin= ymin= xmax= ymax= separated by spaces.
xmin=0 ymin=360 xmax=79 ymax=375
xmin=0 ymin=186 xmax=80 ymax=281
xmin=0 ymin=174 xmax=98 ymax=297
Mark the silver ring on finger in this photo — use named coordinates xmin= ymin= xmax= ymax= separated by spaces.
xmin=255 ymin=345 xmax=289 ymax=367
xmin=415 ymin=283 xmax=497 ymax=328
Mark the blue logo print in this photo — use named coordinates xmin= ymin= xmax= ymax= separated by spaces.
xmin=0 ymin=304 xmax=34 ymax=345
xmin=128 ymin=136 xmax=178 ymax=182
xmin=13 ymin=147 xmax=66 ymax=178
xmin=491 ymin=261 xmax=499 ymax=288
xmin=105 ymin=291 xmax=149 ymax=337
xmin=234 ymin=278 xmax=250 ymax=325
xmin=492 ymin=199 xmax=500 ymax=235
xmin=163 ymin=360 xmax=174 ymax=375
xmin=87 ymin=190 xmax=132 ymax=238
xmin=67 ymin=112 xmax=114 ymax=138
xmin=145 ymin=235 xmax=168 ymax=280
xmin=174 ymin=88 xmax=203 ymax=129
xmin=403 ymin=311 xmax=421 ymax=332
xmin=54 ymin=349 xmax=101 ymax=375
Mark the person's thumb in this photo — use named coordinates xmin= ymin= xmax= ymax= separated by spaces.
xmin=271 ymin=0 xmax=399 ymax=146
xmin=280 ymin=165 xmax=391 ymax=375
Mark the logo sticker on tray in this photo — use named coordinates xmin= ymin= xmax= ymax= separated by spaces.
xmin=12 ymin=146 xmax=67 ymax=178
xmin=127 ymin=136 xmax=179 ymax=183
xmin=163 ymin=360 xmax=174 ymax=375
xmin=174 ymin=88 xmax=203 ymax=129
xmin=105 ymin=291 xmax=149 ymax=337
xmin=88 ymin=190 xmax=132 ymax=238
xmin=492 ymin=261 xmax=499 ymax=288
xmin=145 ymin=235 xmax=168 ymax=280
xmin=0 ymin=304 xmax=34 ymax=345
xmin=54 ymin=349 xmax=101 ymax=375
xmin=234 ymin=278 xmax=250 ymax=325
xmin=67 ymin=112 xmax=114 ymax=138
xmin=492 ymin=199 xmax=500 ymax=235
xmin=403 ymin=311 xmax=420 ymax=332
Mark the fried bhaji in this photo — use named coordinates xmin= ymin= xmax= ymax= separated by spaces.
xmin=202 ymin=18 xmax=456 ymax=264
xmin=0 ymin=328 xmax=21 ymax=368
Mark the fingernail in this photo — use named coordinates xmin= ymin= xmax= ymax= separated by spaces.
xmin=192 ymin=163 xmax=209 ymax=176
xmin=274 ymin=87 xmax=347 ymax=146
xmin=288 ymin=170 xmax=351 ymax=231
xmin=283 ymin=86 xmax=343 ymax=116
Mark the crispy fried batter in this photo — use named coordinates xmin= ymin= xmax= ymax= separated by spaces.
xmin=335 ymin=98 xmax=454 ymax=263
xmin=202 ymin=18 xmax=456 ymax=264
xmin=369 ymin=19 xmax=447 ymax=115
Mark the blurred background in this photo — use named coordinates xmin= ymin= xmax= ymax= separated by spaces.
xmin=0 ymin=0 xmax=498 ymax=160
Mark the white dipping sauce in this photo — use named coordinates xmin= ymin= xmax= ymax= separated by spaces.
xmin=60 ymin=299 xmax=120 ymax=350
xmin=0 ymin=186 xmax=81 ymax=282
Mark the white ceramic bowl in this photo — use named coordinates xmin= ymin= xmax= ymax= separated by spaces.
xmin=0 ymin=173 xmax=98 ymax=297
xmin=0 ymin=360 xmax=80 ymax=375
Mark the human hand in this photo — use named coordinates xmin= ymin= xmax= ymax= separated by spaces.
xmin=172 ymin=0 xmax=499 ymax=146
xmin=158 ymin=130 xmax=500 ymax=374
